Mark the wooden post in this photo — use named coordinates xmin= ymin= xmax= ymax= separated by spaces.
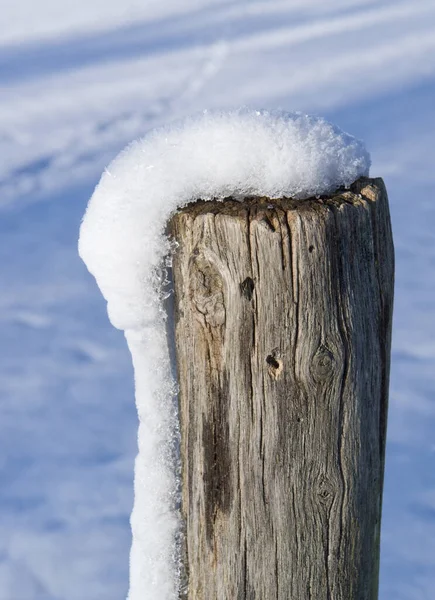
xmin=169 ymin=177 xmax=394 ymax=600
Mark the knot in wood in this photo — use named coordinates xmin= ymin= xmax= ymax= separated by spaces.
xmin=311 ymin=344 xmax=335 ymax=382
xmin=317 ymin=473 xmax=336 ymax=509
xmin=190 ymin=255 xmax=225 ymax=327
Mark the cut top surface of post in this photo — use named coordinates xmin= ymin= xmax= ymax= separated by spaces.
xmin=173 ymin=176 xmax=387 ymax=217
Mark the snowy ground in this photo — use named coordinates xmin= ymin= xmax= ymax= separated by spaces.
xmin=1 ymin=1 xmax=435 ymax=598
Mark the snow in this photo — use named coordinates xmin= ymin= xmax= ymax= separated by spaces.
xmin=2 ymin=0 xmax=435 ymax=599
xmin=78 ymin=108 xmax=369 ymax=598
xmin=79 ymin=109 xmax=369 ymax=331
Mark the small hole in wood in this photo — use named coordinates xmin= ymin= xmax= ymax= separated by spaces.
xmin=309 ymin=245 xmax=314 ymax=253
xmin=240 ymin=277 xmax=255 ymax=301
xmin=266 ymin=355 xmax=280 ymax=370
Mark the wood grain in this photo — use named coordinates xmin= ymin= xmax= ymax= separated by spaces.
xmin=169 ymin=177 xmax=394 ymax=599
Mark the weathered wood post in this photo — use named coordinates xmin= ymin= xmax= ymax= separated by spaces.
xmin=169 ymin=177 xmax=394 ymax=599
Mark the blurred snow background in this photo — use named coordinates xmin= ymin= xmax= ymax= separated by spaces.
xmin=1 ymin=0 xmax=434 ymax=598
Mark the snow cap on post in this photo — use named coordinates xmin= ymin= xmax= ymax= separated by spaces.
xmin=79 ymin=108 xmax=370 ymax=331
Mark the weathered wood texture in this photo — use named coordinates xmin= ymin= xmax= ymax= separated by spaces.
xmin=169 ymin=177 xmax=394 ymax=600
